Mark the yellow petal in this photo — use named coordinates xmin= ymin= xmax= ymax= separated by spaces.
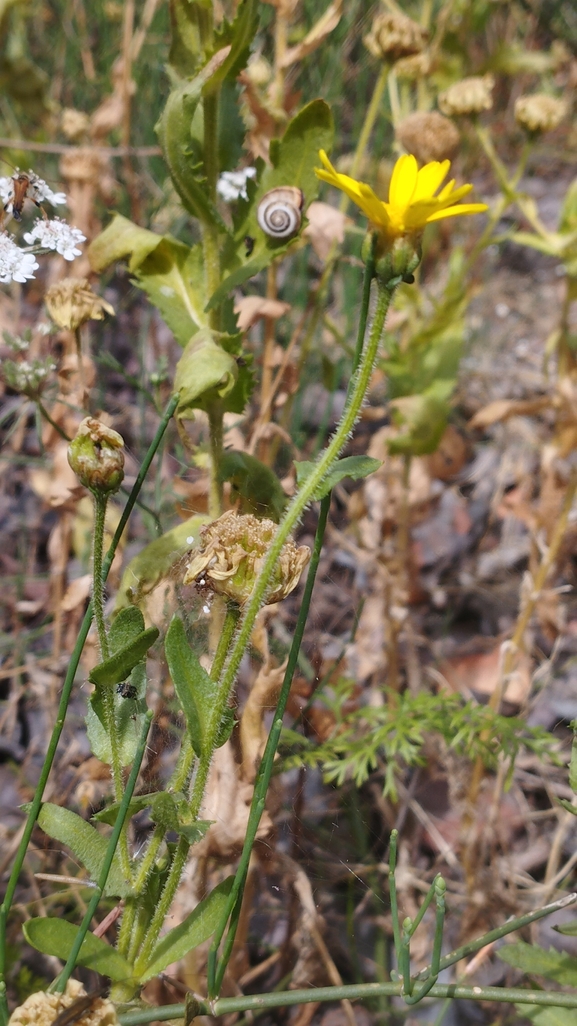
xmin=413 ymin=160 xmax=450 ymax=202
xmin=389 ymin=154 xmax=418 ymax=209
xmin=426 ymin=202 xmax=488 ymax=222
xmin=436 ymin=182 xmax=473 ymax=205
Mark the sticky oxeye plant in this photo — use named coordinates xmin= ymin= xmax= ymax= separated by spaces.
xmin=3 ymin=2 xmax=577 ymax=1026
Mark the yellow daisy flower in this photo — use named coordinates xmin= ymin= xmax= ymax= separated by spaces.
xmin=315 ymin=150 xmax=487 ymax=240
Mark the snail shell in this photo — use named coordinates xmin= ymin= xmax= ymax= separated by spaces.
xmin=257 ymin=186 xmax=304 ymax=239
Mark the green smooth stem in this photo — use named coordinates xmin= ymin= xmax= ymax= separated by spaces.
xmin=346 ymin=63 xmax=389 ymax=188
xmin=414 ymin=891 xmax=577 ymax=982
xmin=388 ymin=830 xmax=402 ymax=963
xmin=213 ymin=280 xmax=392 ymax=745
xmin=36 ymin=400 xmax=69 ymax=441
xmin=210 ymin=605 xmax=240 ymax=682
xmin=208 ymin=493 xmax=332 ymax=997
xmin=0 ymin=393 xmax=178 ymax=1026
xmin=431 ymin=884 xmax=445 ymax=977
xmin=408 ymin=873 xmax=440 ymax=937
xmin=399 ymin=921 xmax=412 ymax=997
xmin=53 ymin=711 xmax=153 ymax=994
xmin=118 ymin=982 xmax=577 ymax=1024
xmin=207 ymin=399 xmax=224 ymax=518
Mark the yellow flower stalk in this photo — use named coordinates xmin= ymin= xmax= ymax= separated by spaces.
xmin=315 ymin=150 xmax=487 ymax=242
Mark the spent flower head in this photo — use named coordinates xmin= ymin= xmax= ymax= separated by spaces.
xmin=184 ymin=510 xmax=310 ymax=606
xmin=438 ymin=75 xmax=494 ymax=117
xmin=8 ymin=980 xmax=117 ymax=1026
xmin=45 ymin=277 xmax=115 ymax=330
xmin=68 ymin=417 xmax=125 ymax=495
xmin=364 ymin=11 xmax=427 ymax=63
xmin=396 ymin=112 xmax=460 ymax=164
xmin=514 ymin=94 xmax=567 ymax=135
xmin=0 ymin=232 xmax=39 ymax=283
xmin=24 ymin=218 xmax=86 ymax=261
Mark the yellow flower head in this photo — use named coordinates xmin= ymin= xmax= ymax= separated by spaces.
xmin=315 ymin=151 xmax=487 ymax=241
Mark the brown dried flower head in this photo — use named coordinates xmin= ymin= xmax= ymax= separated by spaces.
xmin=61 ymin=108 xmax=91 ymax=142
xmin=184 ymin=510 xmax=310 ymax=606
xmin=514 ymin=94 xmax=567 ymax=134
xmin=438 ymin=74 xmax=494 ymax=117
xmin=8 ymin=980 xmax=118 ymax=1026
xmin=394 ymin=52 xmax=433 ymax=80
xmin=68 ymin=416 xmax=125 ymax=495
xmin=45 ymin=277 xmax=115 ymax=331
xmin=396 ymin=111 xmax=460 ymax=164
xmin=364 ymin=11 xmax=427 ymax=63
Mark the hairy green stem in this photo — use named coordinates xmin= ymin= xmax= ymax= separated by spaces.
xmin=214 ymin=279 xmax=392 ymax=722
xmin=207 ymin=398 xmax=224 ymax=518
xmin=0 ymin=393 xmax=178 ymax=1026
xmin=92 ymin=493 xmax=110 ymax=661
xmin=52 ymin=711 xmax=153 ymax=994
xmin=208 ymin=493 xmax=332 ymax=996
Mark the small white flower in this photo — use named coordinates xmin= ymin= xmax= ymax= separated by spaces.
xmin=0 ymin=176 xmax=13 ymax=206
xmin=23 ymin=218 xmax=86 ymax=261
xmin=0 ymin=232 xmax=39 ymax=283
xmin=217 ymin=167 xmax=257 ymax=203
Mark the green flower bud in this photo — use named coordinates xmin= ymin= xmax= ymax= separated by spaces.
xmin=363 ymin=231 xmax=421 ymax=287
xmin=68 ymin=417 xmax=125 ymax=495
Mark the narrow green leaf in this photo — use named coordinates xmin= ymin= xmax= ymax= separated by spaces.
xmin=140 ymin=877 xmax=234 ymax=982
xmin=294 ymin=455 xmax=381 ymax=499
xmin=219 ymin=450 xmax=287 ymax=521
xmin=165 ymin=615 xmax=218 ymax=756
xmin=89 ymin=627 xmax=159 ymax=687
xmin=554 ymin=919 xmax=577 ymax=937
xmin=36 ymin=804 xmax=130 ymax=897
xmin=214 ymin=706 xmax=235 ymax=750
xmin=24 ymin=919 xmax=133 ymax=981
xmin=115 ymin=514 xmax=209 ymax=613
xmin=93 ymin=792 xmax=159 ymax=826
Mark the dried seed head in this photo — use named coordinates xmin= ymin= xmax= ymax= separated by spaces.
xmin=394 ymin=52 xmax=433 ymax=80
xmin=438 ymin=74 xmax=494 ymax=117
xmin=61 ymin=108 xmax=91 ymax=141
xmin=68 ymin=416 xmax=125 ymax=495
xmin=183 ymin=510 xmax=310 ymax=606
xmin=514 ymin=94 xmax=567 ymax=134
xmin=396 ymin=111 xmax=460 ymax=164
xmin=363 ymin=11 xmax=427 ymax=63
xmin=8 ymin=981 xmax=118 ymax=1026
xmin=45 ymin=277 xmax=115 ymax=331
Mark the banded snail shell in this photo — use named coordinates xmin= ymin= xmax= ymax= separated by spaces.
xmin=257 ymin=186 xmax=304 ymax=239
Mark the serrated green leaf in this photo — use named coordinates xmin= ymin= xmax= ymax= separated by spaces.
xmin=294 ymin=455 xmax=381 ymax=499
xmin=173 ymin=328 xmax=238 ymax=419
xmin=115 ymin=514 xmax=209 ymax=613
xmin=36 ymin=804 xmax=130 ymax=897
xmin=207 ymin=99 xmax=334 ymax=310
xmin=176 ymin=819 xmax=212 ymax=844
xmin=23 ymin=919 xmax=133 ymax=981
xmin=88 ymin=214 xmax=163 ymax=273
xmin=219 ymin=450 xmax=287 ymax=521
xmin=135 ymin=240 xmax=208 ymax=345
xmin=89 ymin=627 xmax=159 ymax=687
xmin=168 ymin=0 xmax=208 ymax=77
xmin=140 ymin=877 xmax=234 ymax=982
xmin=498 ymin=942 xmax=577 ymax=985
xmin=165 ymin=615 xmax=218 ymax=756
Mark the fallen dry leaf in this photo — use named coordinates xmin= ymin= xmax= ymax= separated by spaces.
xmin=234 ymin=295 xmax=291 ymax=331
xmin=303 ymin=202 xmax=347 ymax=261
xmin=439 ymin=639 xmax=531 ymax=705
xmin=279 ymin=0 xmax=342 ymax=67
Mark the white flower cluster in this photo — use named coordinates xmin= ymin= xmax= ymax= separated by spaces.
xmin=0 ymin=233 xmax=39 ymax=283
xmin=0 ymin=171 xmax=67 ymax=214
xmin=217 ymin=167 xmax=257 ymax=202
xmin=24 ymin=218 xmax=86 ymax=261
xmin=3 ymin=356 xmax=57 ymax=396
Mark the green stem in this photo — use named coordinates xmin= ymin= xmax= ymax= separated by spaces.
xmin=347 ymin=63 xmax=389 ymax=186
xmin=208 ymin=493 xmax=331 ymax=997
xmin=0 ymin=393 xmax=178 ymax=1026
xmin=214 ymin=279 xmax=392 ymax=730
xmin=118 ymin=978 xmax=577 ymax=1024
xmin=52 ymin=711 xmax=153 ymax=994
xmin=92 ymin=493 xmax=110 ymax=661
xmin=207 ymin=399 xmax=224 ymax=518
xmin=36 ymin=400 xmax=70 ymax=441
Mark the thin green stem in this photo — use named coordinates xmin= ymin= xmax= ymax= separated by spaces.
xmin=208 ymin=493 xmax=331 ymax=997
xmin=0 ymin=393 xmax=178 ymax=1026
xmin=36 ymin=400 xmax=70 ymax=441
xmin=408 ymin=873 xmax=439 ymax=937
xmin=347 ymin=63 xmax=389 ymax=187
xmin=92 ymin=493 xmax=110 ymax=661
xmin=388 ymin=830 xmax=402 ymax=966
xmin=207 ymin=399 xmax=224 ymax=518
xmin=52 ymin=711 xmax=153 ymax=994
xmin=214 ymin=280 xmax=392 ymax=733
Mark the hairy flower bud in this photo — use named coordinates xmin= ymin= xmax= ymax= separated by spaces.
xmin=396 ymin=111 xmax=460 ymax=164
xmin=68 ymin=417 xmax=125 ymax=495
xmin=366 ymin=232 xmax=422 ymax=287
xmin=8 ymin=980 xmax=118 ymax=1026
xmin=184 ymin=510 xmax=310 ymax=606
xmin=45 ymin=277 xmax=115 ymax=331
xmin=364 ymin=11 xmax=427 ymax=63
xmin=438 ymin=75 xmax=494 ymax=117
xmin=514 ymin=94 xmax=567 ymax=135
